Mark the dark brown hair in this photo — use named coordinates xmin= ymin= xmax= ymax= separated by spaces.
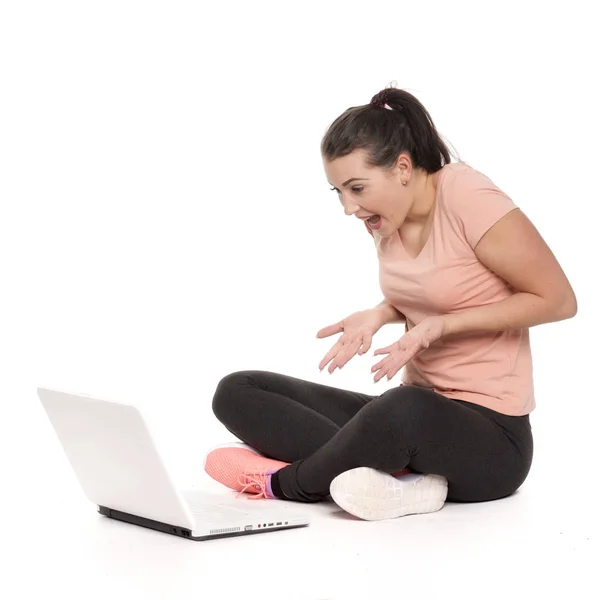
xmin=321 ymin=85 xmax=459 ymax=174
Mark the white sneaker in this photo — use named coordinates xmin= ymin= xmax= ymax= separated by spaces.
xmin=330 ymin=467 xmax=448 ymax=521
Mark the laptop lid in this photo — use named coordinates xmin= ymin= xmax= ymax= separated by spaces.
xmin=37 ymin=387 xmax=195 ymax=530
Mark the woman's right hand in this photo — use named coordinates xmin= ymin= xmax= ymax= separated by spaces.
xmin=316 ymin=308 xmax=385 ymax=373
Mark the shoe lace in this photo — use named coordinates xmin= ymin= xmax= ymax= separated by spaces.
xmin=237 ymin=472 xmax=271 ymax=500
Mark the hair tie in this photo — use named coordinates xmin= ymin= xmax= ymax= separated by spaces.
xmin=370 ymin=90 xmax=395 ymax=109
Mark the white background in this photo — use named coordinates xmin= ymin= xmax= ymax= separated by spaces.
xmin=1 ymin=1 xmax=598 ymax=599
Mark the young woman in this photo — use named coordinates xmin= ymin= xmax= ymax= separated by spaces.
xmin=203 ymin=86 xmax=577 ymax=521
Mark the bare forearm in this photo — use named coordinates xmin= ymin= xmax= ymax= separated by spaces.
xmin=374 ymin=299 xmax=406 ymax=326
xmin=443 ymin=291 xmax=577 ymax=337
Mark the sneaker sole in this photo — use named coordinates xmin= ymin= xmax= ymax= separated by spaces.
xmin=330 ymin=467 xmax=448 ymax=521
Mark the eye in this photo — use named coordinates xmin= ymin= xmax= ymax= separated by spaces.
xmin=329 ymin=186 xmax=363 ymax=193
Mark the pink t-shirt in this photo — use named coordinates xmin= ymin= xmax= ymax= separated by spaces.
xmin=368 ymin=162 xmax=535 ymax=416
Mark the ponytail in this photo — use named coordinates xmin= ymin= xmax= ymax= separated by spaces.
xmin=321 ymin=84 xmax=459 ymax=173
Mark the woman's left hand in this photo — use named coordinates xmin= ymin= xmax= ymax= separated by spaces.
xmin=371 ymin=315 xmax=447 ymax=383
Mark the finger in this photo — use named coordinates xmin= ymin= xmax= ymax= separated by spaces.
xmin=371 ymin=356 xmax=391 ymax=372
xmin=328 ymin=340 xmax=355 ymax=373
xmin=319 ymin=338 xmax=347 ymax=371
xmin=373 ymin=368 xmax=388 ymax=383
xmin=358 ymin=333 xmax=372 ymax=355
xmin=373 ymin=343 xmax=393 ymax=356
xmin=316 ymin=321 xmax=344 ymax=339
xmin=332 ymin=338 xmax=363 ymax=370
xmin=387 ymin=346 xmax=417 ymax=378
xmin=386 ymin=364 xmax=403 ymax=380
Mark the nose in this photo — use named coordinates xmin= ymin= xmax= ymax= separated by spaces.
xmin=342 ymin=198 xmax=360 ymax=217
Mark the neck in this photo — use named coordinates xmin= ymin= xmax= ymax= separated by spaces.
xmin=405 ymin=169 xmax=440 ymax=223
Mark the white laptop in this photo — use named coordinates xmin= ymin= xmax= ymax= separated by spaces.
xmin=37 ymin=387 xmax=309 ymax=541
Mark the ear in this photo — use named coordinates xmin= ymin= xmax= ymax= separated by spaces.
xmin=393 ymin=152 xmax=413 ymax=183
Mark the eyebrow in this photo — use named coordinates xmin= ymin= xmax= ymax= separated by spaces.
xmin=328 ymin=177 xmax=368 ymax=189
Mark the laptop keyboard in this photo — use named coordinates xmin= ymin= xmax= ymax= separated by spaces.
xmin=186 ymin=502 xmax=247 ymax=519
xmin=179 ymin=490 xmax=305 ymax=530
xmin=181 ymin=491 xmax=255 ymax=520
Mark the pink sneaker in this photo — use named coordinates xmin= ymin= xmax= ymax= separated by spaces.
xmin=204 ymin=444 xmax=290 ymax=500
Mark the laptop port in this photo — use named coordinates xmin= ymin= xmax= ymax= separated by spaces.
xmin=276 ymin=522 xmax=282 ymax=526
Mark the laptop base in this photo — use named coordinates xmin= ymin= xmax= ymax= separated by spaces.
xmin=98 ymin=506 xmax=308 ymax=541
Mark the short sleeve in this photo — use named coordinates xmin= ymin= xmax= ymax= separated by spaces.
xmin=444 ymin=165 xmax=519 ymax=249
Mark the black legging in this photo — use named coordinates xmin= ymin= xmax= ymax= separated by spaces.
xmin=211 ymin=370 xmax=534 ymax=503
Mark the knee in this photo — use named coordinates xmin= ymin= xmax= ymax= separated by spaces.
xmin=377 ymin=385 xmax=438 ymax=415
xmin=348 ymin=388 xmax=425 ymax=470
xmin=211 ymin=370 xmax=256 ymax=423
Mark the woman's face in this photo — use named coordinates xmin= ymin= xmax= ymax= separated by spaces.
xmin=323 ymin=149 xmax=413 ymax=236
